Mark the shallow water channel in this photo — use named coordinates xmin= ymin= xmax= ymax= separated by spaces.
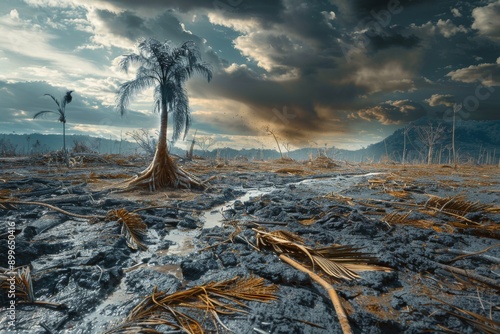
xmin=82 ymin=172 xmax=385 ymax=331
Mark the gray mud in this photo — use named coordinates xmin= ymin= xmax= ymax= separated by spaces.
xmin=1 ymin=161 xmax=499 ymax=333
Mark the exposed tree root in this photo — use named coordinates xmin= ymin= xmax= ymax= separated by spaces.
xmin=123 ymin=147 xmax=206 ymax=191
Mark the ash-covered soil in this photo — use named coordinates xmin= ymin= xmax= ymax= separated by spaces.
xmin=1 ymin=156 xmax=499 ymax=334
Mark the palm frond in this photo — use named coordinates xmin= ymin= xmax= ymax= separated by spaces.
xmin=433 ymin=297 xmax=500 ymax=334
xmin=61 ymin=90 xmax=72 ymax=108
xmin=0 ymin=266 xmax=35 ymax=302
xmin=254 ymin=228 xmax=391 ymax=281
xmin=43 ymin=93 xmax=61 ymax=109
xmin=0 ymin=189 xmax=17 ymax=210
xmin=105 ymin=276 xmax=278 ymax=334
xmin=425 ymin=195 xmax=494 ymax=216
xmin=33 ymin=110 xmax=60 ymax=120
xmin=116 ymin=76 xmax=157 ymax=115
xmin=171 ymin=87 xmax=190 ymax=143
xmin=191 ymin=62 xmax=213 ymax=82
xmin=106 ymin=209 xmax=148 ymax=250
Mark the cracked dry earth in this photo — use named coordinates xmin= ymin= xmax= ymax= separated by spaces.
xmin=1 ymin=157 xmax=499 ymax=333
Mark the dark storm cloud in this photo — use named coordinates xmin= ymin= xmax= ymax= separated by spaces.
xmin=190 ymin=65 xmax=366 ymax=141
xmin=93 ymin=0 xmax=285 ymax=22
xmin=349 ymin=100 xmax=427 ymax=125
xmin=94 ymin=9 xmax=153 ymax=40
xmin=368 ymin=32 xmax=420 ymax=51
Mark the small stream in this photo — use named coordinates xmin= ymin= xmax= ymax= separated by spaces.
xmin=165 ymin=172 xmax=387 ymax=256
xmin=80 ymin=172 xmax=385 ymax=332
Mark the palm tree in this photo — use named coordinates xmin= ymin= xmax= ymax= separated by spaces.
xmin=34 ymin=91 xmax=73 ymax=164
xmin=116 ymin=38 xmax=212 ymax=190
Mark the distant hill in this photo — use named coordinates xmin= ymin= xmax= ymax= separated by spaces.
xmin=0 ymin=133 xmax=138 ymax=156
xmin=1 ymin=119 xmax=498 ymax=164
xmin=354 ymin=119 xmax=499 ymax=164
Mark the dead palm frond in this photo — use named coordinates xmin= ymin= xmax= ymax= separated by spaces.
xmin=432 ymin=297 xmax=500 ymax=334
xmin=383 ymin=211 xmax=412 ymax=225
xmin=0 ymin=189 xmax=17 ymax=210
xmin=425 ymin=195 xmax=497 ymax=216
xmin=104 ymin=276 xmax=278 ymax=334
xmin=106 ymin=209 xmax=148 ymax=251
xmin=253 ymin=228 xmax=391 ymax=281
xmin=0 ymin=266 xmax=34 ymax=302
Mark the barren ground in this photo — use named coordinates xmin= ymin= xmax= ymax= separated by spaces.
xmin=1 ymin=155 xmax=499 ymax=333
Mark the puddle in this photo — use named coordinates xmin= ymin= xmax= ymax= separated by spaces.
xmin=203 ymin=186 xmax=277 ymax=228
xmin=163 ymin=229 xmax=197 ymax=256
xmin=82 ymin=279 xmax=136 ymax=333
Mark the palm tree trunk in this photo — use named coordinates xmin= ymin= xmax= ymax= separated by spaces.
xmin=125 ymin=103 xmax=204 ymax=191
xmin=63 ymin=122 xmax=69 ymax=167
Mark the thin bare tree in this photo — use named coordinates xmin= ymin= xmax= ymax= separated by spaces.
xmin=415 ymin=123 xmax=445 ymax=165
xmin=265 ymin=126 xmax=283 ymax=159
xmin=195 ymin=135 xmax=217 ymax=157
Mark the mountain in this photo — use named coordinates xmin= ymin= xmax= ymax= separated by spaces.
xmin=355 ymin=119 xmax=499 ymax=164
xmin=1 ymin=119 xmax=499 ymax=164
xmin=0 ymin=133 xmax=138 ymax=156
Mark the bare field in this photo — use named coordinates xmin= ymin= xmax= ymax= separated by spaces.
xmin=1 ymin=156 xmax=499 ymax=333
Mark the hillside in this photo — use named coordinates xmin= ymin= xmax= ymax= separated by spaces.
xmin=1 ymin=119 xmax=499 ymax=164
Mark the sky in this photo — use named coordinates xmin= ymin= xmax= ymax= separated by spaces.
xmin=0 ymin=0 xmax=499 ymax=151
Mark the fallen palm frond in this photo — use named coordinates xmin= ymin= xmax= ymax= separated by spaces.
xmin=0 ymin=266 xmax=34 ymax=302
xmin=0 ymin=197 xmax=149 ymax=250
xmin=435 ymin=244 xmax=500 ymax=264
xmin=432 ymin=297 xmax=500 ymax=334
xmin=433 ymin=262 xmax=500 ymax=291
xmin=425 ymin=194 xmax=499 ymax=216
xmin=106 ymin=209 xmax=148 ymax=251
xmin=0 ymin=198 xmax=101 ymax=220
xmin=104 ymin=276 xmax=278 ymax=334
xmin=327 ymin=193 xmax=499 ymax=226
xmin=0 ymin=266 xmax=64 ymax=309
xmin=382 ymin=211 xmax=412 ymax=225
xmin=253 ymin=228 xmax=390 ymax=334
xmin=280 ymin=255 xmax=352 ymax=334
xmin=0 ymin=189 xmax=17 ymax=210
xmin=253 ymin=228 xmax=391 ymax=281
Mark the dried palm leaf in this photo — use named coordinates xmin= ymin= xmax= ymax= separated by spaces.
xmin=424 ymin=195 xmax=494 ymax=216
xmin=106 ymin=208 xmax=148 ymax=250
xmin=387 ymin=190 xmax=410 ymax=199
xmin=0 ymin=189 xmax=17 ymax=210
xmin=433 ymin=298 xmax=500 ymax=334
xmin=383 ymin=211 xmax=412 ymax=225
xmin=104 ymin=276 xmax=278 ymax=334
xmin=0 ymin=266 xmax=35 ymax=302
xmin=253 ymin=228 xmax=391 ymax=281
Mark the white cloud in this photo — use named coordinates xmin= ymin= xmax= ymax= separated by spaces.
xmin=10 ymin=9 xmax=20 ymax=20
xmin=207 ymin=12 xmax=260 ymax=33
xmin=472 ymin=2 xmax=500 ymax=41
xmin=425 ymin=94 xmax=454 ymax=107
xmin=0 ymin=10 xmax=102 ymax=77
xmin=436 ymin=19 xmax=468 ymax=38
xmin=447 ymin=58 xmax=500 ymax=87
xmin=322 ymin=11 xmax=336 ymax=21
xmin=451 ymin=8 xmax=462 ymax=17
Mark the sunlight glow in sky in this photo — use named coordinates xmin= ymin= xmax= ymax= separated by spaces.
xmin=0 ymin=0 xmax=499 ymax=150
